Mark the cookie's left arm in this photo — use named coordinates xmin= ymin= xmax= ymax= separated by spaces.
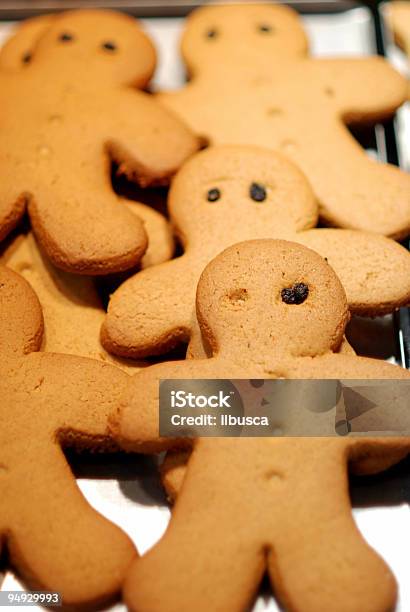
xmin=297 ymin=229 xmax=410 ymax=316
xmin=105 ymin=90 xmax=199 ymax=187
xmin=310 ymin=57 xmax=407 ymax=121
xmin=32 ymin=353 xmax=130 ymax=442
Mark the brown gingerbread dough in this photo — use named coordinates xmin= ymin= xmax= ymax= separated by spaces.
xmin=0 ymin=9 xmax=198 ymax=274
xmin=0 ymin=264 xmax=136 ymax=606
xmin=103 ymin=146 xmax=410 ymax=358
xmin=158 ymin=3 xmax=410 ymax=238
xmin=111 ymin=239 xmax=410 ymax=612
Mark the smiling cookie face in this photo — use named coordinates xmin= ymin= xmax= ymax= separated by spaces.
xmin=181 ymin=4 xmax=308 ymax=75
xmin=169 ymin=145 xmax=318 ymax=244
xmin=196 ymin=239 xmax=349 ymax=359
xmin=27 ymin=10 xmax=156 ymax=88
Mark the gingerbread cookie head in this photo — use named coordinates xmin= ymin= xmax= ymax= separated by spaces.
xmin=169 ymin=145 xmax=317 ymax=244
xmin=25 ymin=10 xmax=156 ymax=88
xmin=181 ymin=3 xmax=308 ymax=74
xmin=196 ymin=239 xmax=349 ymax=360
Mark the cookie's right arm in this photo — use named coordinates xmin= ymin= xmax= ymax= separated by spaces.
xmin=104 ymin=90 xmax=200 ymax=187
xmin=102 ymin=254 xmax=196 ymax=358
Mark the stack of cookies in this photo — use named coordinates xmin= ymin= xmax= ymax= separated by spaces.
xmin=1 ymin=5 xmax=410 ymax=612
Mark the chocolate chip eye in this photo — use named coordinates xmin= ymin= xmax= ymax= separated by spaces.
xmin=249 ymin=182 xmax=267 ymax=202
xmin=22 ymin=52 xmax=31 ymax=64
xmin=206 ymin=28 xmax=218 ymax=39
xmin=102 ymin=41 xmax=117 ymax=52
xmin=59 ymin=32 xmax=74 ymax=42
xmin=258 ymin=24 xmax=273 ymax=33
xmin=281 ymin=283 xmax=309 ymax=305
xmin=207 ymin=188 xmax=221 ymax=202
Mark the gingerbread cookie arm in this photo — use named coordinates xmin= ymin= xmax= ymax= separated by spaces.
xmin=292 ymin=116 xmax=410 ymax=238
xmin=6 ymin=442 xmax=136 ymax=605
xmin=284 ymin=352 xmax=410 ymax=380
xmin=111 ymin=357 xmax=247 ymax=453
xmin=22 ymin=352 xmax=132 ymax=437
xmin=297 ymin=229 xmax=410 ymax=315
xmin=124 ymin=199 xmax=174 ymax=268
xmin=102 ymin=254 xmax=197 ymax=358
xmin=105 ymin=89 xmax=199 ymax=187
xmin=310 ymin=57 xmax=407 ymax=121
xmin=0 ymin=265 xmax=43 ymax=357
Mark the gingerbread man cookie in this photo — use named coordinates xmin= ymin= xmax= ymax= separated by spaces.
xmin=111 ymin=239 xmax=410 ymax=612
xmin=0 ymin=9 xmax=198 ymax=274
xmin=103 ymin=145 xmax=410 ymax=358
xmin=159 ymin=3 xmax=410 ymax=238
xmin=0 ymin=264 xmax=137 ymax=605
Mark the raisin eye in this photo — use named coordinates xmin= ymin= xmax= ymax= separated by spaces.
xmin=250 ymin=182 xmax=267 ymax=202
xmin=102 ymin=41 xmax=117 ymax=52
xmin=281 ymin=283 xmax=309 ymax=305
xmin=22 ymin=52 xmax=31 ymax=64
xmin=206 ymin=29 xmax=218 ymax=39
xmin=59 ymin=32 xmax=74 ymax=42
xmin=207 ymin=188 xmax=221 ymax=202
xmin=258 ymin=24 xmax=273 ymax=33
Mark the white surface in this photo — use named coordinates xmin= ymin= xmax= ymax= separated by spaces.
xmin=0 ymin=7 xmax=409 ymax=612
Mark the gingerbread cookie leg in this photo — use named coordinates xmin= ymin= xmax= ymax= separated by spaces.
xmin=27 ymin=168 xmax=148 ymax=275
xmin=296 ymin=228 xmax=410 ymax=315
xmin=267 ymin=440 xmax=396 ymax=612
xmin=8 ymin=444 xmax=134 ymax=605
xmin=124 ymin=441 xmax=265 ymax=612
xmin=102 ymin=254 xmax=199 ymax=357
